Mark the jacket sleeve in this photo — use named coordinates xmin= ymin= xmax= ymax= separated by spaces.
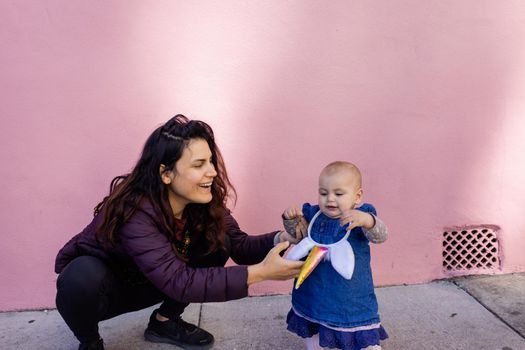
xmin=225 ymin=213 xmax=277 ymax=265
xmin=119 ymin=208 xmax=250 ymax=303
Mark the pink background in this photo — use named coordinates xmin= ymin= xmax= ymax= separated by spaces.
xmin=1 ymin=1 xmax=525 ymax=311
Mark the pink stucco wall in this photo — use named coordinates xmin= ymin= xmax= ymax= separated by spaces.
xmin=1 ymin=1 xmax=525 ymax=311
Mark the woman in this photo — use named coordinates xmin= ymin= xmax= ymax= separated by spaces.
xmin=55 ymin=115 xmax=304 ymax=350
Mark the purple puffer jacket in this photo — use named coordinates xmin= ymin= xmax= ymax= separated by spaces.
xmin=55 ymin=201 xmax=277 ymax=303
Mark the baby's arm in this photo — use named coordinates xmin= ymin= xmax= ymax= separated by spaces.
xmin=280 ymin=206 xmax=308 ymax=242
xmin=363 ymin=215 xmax=388 ymax=243
xmin=282 ymin=206 xmax=302 ymax=238
xmin=340 ymin=207 xmax=388 ymax=243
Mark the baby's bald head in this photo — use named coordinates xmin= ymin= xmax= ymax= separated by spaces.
xmin=320 ymin=161 xmax=362 ymax=190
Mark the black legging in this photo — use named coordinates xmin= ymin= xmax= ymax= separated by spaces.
xmin=56 ymin=246 xmax=230 ymax=343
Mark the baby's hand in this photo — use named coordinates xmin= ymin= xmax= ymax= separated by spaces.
xmin=282 ymin=206 xmax=307 ymax=241
xmin=283 ymin=206 xmax=303 ymax=220
xmin=339 ymin=209 xmax=375 ymax=231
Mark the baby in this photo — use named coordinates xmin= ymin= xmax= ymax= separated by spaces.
xmin=283 ymin=161 xmax=388 ymax=350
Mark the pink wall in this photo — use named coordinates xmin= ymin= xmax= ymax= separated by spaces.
xmin=1 ymin=1 xmax=525 ymax=311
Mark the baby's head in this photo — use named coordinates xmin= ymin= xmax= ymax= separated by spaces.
xmin=318 ymin=161 xmax=363 ymax=218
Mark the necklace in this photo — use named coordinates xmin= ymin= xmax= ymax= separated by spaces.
xmin=175 ymin=229 xmax=191 ymax=256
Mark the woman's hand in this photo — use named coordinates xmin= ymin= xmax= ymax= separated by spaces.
xmin=339 ymin=210 xmax=375 ymax=231
xmin=279 ymin=226 xmax=306 ymax=244
xmin=247 ymin=242 xmax=304 ymax=285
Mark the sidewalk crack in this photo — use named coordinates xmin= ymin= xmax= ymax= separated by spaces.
xmin=453 ymin=281 xmax=525 ymax=340
xmin=197 ymin=303 xmax=203 ymax=328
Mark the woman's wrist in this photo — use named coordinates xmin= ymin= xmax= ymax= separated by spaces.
xmin=247 ymin=263 xmax=265 ymax=285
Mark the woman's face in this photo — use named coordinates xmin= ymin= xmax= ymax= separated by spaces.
xmin=163 ymin=138 xmax=217 ymax=218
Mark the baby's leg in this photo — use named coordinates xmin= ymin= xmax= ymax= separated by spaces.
xmin=304 ymin=334 xmax=323 ymax=350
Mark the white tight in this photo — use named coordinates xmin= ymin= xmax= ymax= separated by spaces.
xmin=304 ymin=335 xmax=322 ymax=350
xmin=303 ymin=336 xmax=382 ymax=350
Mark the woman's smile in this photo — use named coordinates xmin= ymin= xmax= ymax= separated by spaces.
xmin=198 ymin=182 xmax=213 ymax=192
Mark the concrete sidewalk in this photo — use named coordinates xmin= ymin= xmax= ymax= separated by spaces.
xmin=1 ymin=273 xmax=524 ymax=350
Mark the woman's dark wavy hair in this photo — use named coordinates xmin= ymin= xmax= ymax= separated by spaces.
xmin=94 ymin=114 xmax=235 ymax=260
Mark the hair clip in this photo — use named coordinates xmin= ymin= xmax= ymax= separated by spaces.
xmin=162 ymin=132 xmax=184 ymax=141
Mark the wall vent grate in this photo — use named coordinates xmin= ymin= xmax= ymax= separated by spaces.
xmin=442 ymin=227 xmax=499 ymax=273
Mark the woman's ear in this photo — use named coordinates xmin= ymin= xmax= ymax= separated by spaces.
xmin=159 ymin=164 xmax=172 ymax=185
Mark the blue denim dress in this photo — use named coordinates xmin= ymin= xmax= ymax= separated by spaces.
xmin=286 ymin=203 xmax=388 ymax=349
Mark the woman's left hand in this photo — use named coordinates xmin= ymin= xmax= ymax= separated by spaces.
xmin=339 ymin=210 xmax=375 ymax=231
xmin=247 ymin=242 xmax=304 ymax=285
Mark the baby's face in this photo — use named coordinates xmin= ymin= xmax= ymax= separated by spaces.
xmin=318 ymin=171 xmax=362 ymax=219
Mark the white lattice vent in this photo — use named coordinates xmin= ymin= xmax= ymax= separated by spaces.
xmin=442 ymin=226 xmax=500 ymax=274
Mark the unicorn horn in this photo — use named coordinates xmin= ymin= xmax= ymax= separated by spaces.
xmin=295 ymin=246 xmax=328 ymax=289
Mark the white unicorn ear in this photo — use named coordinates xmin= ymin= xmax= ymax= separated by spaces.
xmin=329 ymin=240 xmax=355 ymax=279
xmin=286 ymin=237 xmax=316 ymax=261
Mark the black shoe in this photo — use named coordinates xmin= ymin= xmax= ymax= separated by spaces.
xmin=144 ymin=309 xmax=214 ymax=349
xmin=78 ymin=338 xmax=104 ymax=350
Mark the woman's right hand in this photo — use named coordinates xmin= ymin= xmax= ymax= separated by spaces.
xmin=247 ymin=242 xmax=304 ymax=285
